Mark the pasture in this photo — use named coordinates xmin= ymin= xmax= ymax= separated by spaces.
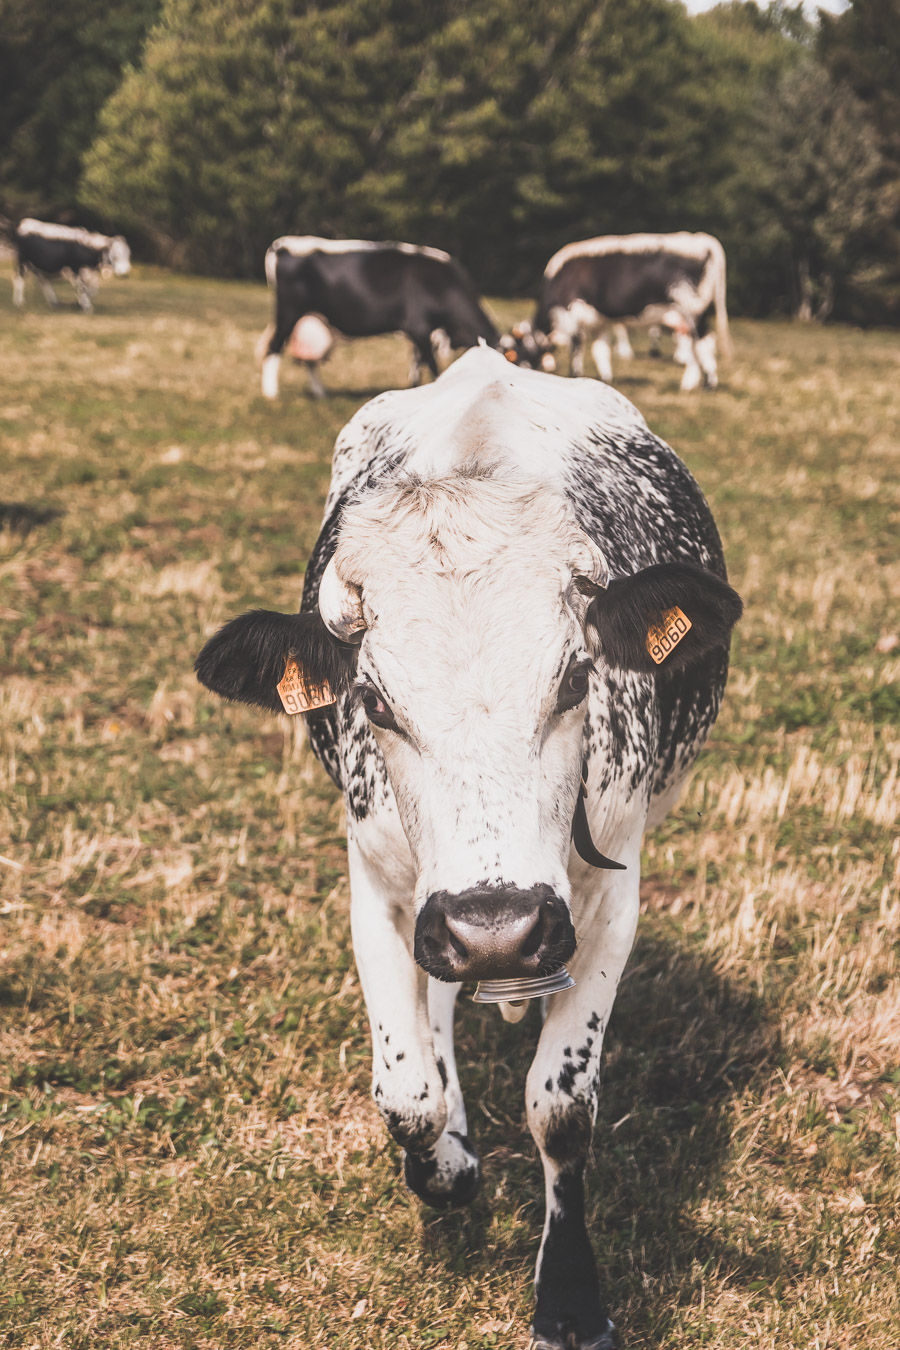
xmin=1 ymin=272 xmax=898 ymax=1349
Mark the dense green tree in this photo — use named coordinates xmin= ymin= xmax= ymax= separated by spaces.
xmin=82 ymin=0 xmax=757 ymax=290
xmin=371 ymin=0 xmax=738 ymax=291
xmin=75 ymin=0 xmax=898 ymax=316
xmin=81 ymin=0 xmax=441 ymax=275
xmin=0 ymin=0 xmax=159 ymax=224
xmin=818 ymin=0 xmax=900 ymax=319
xmin=741 ymin=59 xmax=892 ymax=319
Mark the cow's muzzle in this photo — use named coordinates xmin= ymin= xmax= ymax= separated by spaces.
xmin=414 ymin=884 xmax=576 ymax=983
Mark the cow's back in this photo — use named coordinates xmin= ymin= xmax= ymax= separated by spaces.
xmin=539 ymin=251 xmax=708 ymax=325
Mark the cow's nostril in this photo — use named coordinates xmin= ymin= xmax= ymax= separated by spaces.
xmin=546 ymin=918 xmax=568 ymax=948
xmin=447 ymin=929 xmax=468 ymax=960
xmin=520 ymin=912 xmax=544 ymax=958
xmin=422 ymin=932 xmax=444 ymax=956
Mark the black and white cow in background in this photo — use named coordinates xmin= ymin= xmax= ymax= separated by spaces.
xmin=259 ymin=236 xmax=498 ymax=399
xmin=12 ymin=218 xmax=131 ymax=313
xmin=196 ymin=347 xmax=741 ymax=1348
xmin=505 ymin=232 xmax=732 ymax=392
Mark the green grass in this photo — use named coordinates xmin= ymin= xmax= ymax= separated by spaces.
xmin=1 ymin=270 xmax=898 ymax=1348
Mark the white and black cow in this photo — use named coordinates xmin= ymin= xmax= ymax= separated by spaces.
xmin=259 ymin=236 xmax=498 ymax=399
xmin=195 ymin=347 xmax=741 ymax=1348
xmin=507 ymin=232 xmax=732 ymax=392
xmin=12 ymin=218 xmax=131 ymax=313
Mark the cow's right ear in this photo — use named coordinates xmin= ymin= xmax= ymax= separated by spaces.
xmin=194 ymin=609 xmax=355 ymax=713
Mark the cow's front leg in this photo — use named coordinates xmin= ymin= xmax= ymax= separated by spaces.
xmin=695 ymin=332 xmax=719 ymax=389
xmin=34 ymin=271 xmax=59 ymax=308
xmin=589 ymin=335 xmax=613 ymax=383
xmin=408 ymin=336 xmax=438 ymax=387
xmin=679 ymin=339 xmax=703 ymax=392
xmin=404 ymin=977 xmax=481 ymax=1208
xmin=72 ymin=270 xmax=95 ymax=313
xmin=348 ymin=841 xmax=448 ymax=1157
xmin=304 ymin=360 xmax=326 ymax=399
xmin=526 ymin=868 xmax=640 ymax=1350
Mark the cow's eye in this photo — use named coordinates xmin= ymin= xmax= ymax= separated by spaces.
xmin=359 ymin=682 xmax=399 ymax=731
xmin=557 ymin=658 xmax=593 ymax=713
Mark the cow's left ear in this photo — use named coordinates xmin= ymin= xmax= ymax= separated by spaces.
xmin=588 ymin=561 xmax=742 ymax=674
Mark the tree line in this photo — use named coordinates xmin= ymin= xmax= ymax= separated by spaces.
xmin=1 ymin=0 xmax=897 ymax=321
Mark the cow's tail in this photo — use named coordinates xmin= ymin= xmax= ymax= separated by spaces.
xmin=705 ymin=237 xmax=732 ymax=360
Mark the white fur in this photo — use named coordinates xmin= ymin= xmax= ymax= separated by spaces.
xmin=324 ymin=346 xmax=647 ymax=515
xmin=260 ymin=353 xmax=281 ymax=399
xmin=695 ymin=331 xmax=718 ymax=388
xmin=591 ymin=336 xmax=613 ymax=383
xmin=18 ymin=218 xmax=110 ymax=250
xmin=430 ymin=327 xmax=452 ymax=367
xmin=545 ymin=230 xmax=719 ymax=278
xmin=613 ymin=324 xmax=634 ymax=360
xmin=673 ymin=330 xmax=693 ymax=365
xmin=265 ymin=236 xmax=450 ymax=286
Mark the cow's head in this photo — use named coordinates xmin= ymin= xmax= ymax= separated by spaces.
xmin=103 ymin=237 xmax=131 ymax=278
xmin=497 ymin=322 xmax=556 ymax=373
xmin=195 ymin=473 xmax=741 ymax=985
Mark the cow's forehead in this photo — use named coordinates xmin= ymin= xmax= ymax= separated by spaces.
xmin=336 ymin=474 xmax=585 ymax=584
xmin=341 ymin=481 xmax=589 ymax=713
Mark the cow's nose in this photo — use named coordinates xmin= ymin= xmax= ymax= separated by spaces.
xmin=414 ymin=885 xmax=576 ymax=983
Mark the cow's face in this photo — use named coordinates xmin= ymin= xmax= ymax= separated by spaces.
xmin=497 ymin=323 xmax=556 ymax=373
xmin=106 ymin=238 xmax=131 ymax=278
xmin=195 ymin=477 xmax=741 ymax=986
xmin=319 ymin=476 xmax=607 ymax=980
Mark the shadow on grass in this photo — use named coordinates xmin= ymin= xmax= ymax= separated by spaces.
xmin=0 ymin=501 xmax=64 ymax=533
xmin=416 ymin=918 xmax=780 ymax=1338
xmin=611 ymin=374 xmax=653 ymax=390
xmin=320 ymin=385 xmax=407 ymax=401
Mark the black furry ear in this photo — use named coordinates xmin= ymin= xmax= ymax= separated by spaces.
xmin=194 ymin=609 xmax=355 ymax=712
xmin=589 ymin=562 xmax=742 ymax=675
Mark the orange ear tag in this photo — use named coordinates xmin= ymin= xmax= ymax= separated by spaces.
xmin=276 ymin=657 xmax=335 ymax=714
xmin=646 ymin=606 xmax=692 ymax=664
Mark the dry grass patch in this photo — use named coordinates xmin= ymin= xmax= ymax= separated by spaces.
xmin=0 ymin=280 xmax=898 ymax=1347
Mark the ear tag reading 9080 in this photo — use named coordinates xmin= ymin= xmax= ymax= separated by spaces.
xmin=646 ymin=606 xmax=692 ymax=665
xmin=276 ymin=657 xmax=335 ymax=715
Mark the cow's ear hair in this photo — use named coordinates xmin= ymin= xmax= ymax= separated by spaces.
xmin=194 ymin=609 xmax=355 ymax=712
xmin=588 ymin=562 xmax=742 ymax=674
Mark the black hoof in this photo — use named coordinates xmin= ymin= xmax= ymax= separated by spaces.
xmin=403 ymin=1131 xmax=481 ymax=1209
xmin=530 ymin=1317 xmax=616 ymax=1349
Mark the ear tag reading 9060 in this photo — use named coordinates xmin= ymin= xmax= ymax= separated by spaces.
xmin=276 ymin=657 xmax=335 ymax=715
xmin=646 ymin=606 xmax=692 ymax=664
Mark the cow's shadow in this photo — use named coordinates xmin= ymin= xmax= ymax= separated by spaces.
xmin=0 ymin=502 xmax=64 ymax=534
xmin=417 ymin=913 xmax=780 ymax=1335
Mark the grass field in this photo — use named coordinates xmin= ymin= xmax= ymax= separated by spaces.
xmin=1 ymin=270 xmax=898 ymax=1350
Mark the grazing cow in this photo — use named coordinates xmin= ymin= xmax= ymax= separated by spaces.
xmin=259 ymin=236 xmax=498 ymax=399
xmin=507 ymin=232 xmax=731 ymax=392
xmin=12 ymin=218 xmax=131 ymax=312
xmin=195 ymin=347 xmax=741 ymax=1348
